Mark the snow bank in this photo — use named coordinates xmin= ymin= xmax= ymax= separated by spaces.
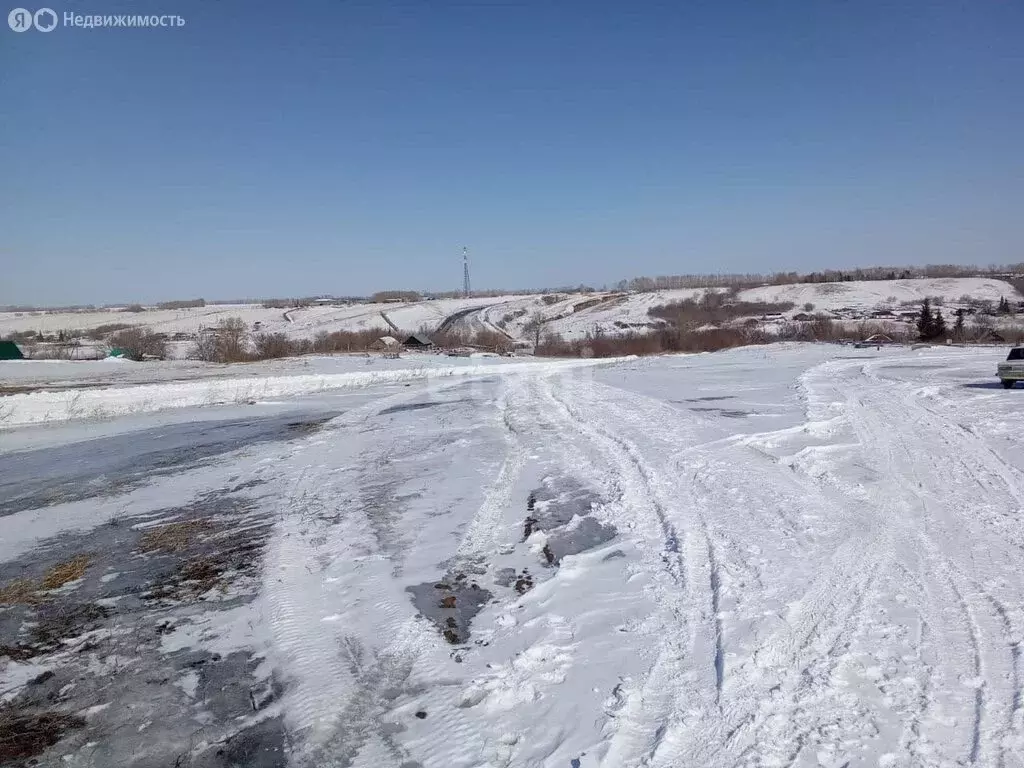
xmin=0 ymin=358 xmax=630 ymax=428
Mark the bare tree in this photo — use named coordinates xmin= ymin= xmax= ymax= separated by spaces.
xmin=523 ymin=312 xmax=545 ymax=347
xmin=253 ymin=332 xmax=296 ymax=359
xmin=108 ymin=328 xmax=167 ymax=360
xmin=191 ymin=317 xmax=250 ymax=362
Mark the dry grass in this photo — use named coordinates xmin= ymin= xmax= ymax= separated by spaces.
xmin=178 ymin=556 xmax=225 ymax=589
xmin=40 ymin=556 xmax=91 ymax=590
xmin=144 ymin=525 xmax=270 ymax=602
xmin=139 ymin=520 xmax=214 ymax=554
xmin=0 ymin=579 xmax=43 ymax=606
xmin=0 ymin=555 xmax=93 ymax=605
xmin=0 ymin=707 xmax=86 ymax=762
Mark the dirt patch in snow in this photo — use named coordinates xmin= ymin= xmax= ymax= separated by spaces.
xmin=688 ymin=406 xmax=752 ymax=418
xmin=378 ymin=400 xmax=451 ymax=415
xmin=523 ymin=477 xmax=616 ymax=565
xmin=0 ymin=486 xmax=283 ymax=766
xmin=0 ymin=704 xmax=86 ymax=764
xmin=407 ymin=573 xmax=492 ymax=646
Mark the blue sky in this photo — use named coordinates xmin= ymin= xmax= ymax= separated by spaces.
xmin=2 ymin=0 xmax=1022 ymax=304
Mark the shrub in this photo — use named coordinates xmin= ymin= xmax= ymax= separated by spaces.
xmin=428 ymin=326 xmax=513 ymax=352
xmin=253 ymin=332 xmax=298 ymax=359
xmin=3 ymin=329 xmax=38 ymax=342
xmin=85 ymin=323 xmax=133 ymax=340
xmin=190 ymin=317 xmax=249 ymax=362
xmin=124 ymin=304 xmax=146 ymax=313
xmin=535 ymin=327 xmax=756 ymax=357
xmin=156 ymin=298 xmax=205 ymax=310
xmin=109 ymin=328 xmax=168 ymax=361
xmin=311 ymin=329 xmax=385 ymax=354
xmin=648 ymin=293 xmax=795 ymax=329
xmin=372 ymin=291 xmax=420 ymax=303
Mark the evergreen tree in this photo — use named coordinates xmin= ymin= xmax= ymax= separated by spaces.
xmin=933 ymin=309 xmax=947 ymax=338
xmin=917 ymin=298 xmax=934 ymax=339
xmin=953 ymin=308 xmax=966 ymax=339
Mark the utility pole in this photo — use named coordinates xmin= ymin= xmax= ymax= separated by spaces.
xmin=462 ymin=246 xmax=471 ymax=298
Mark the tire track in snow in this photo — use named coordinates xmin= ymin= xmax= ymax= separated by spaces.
xmin=259 ymin=378 xmax=522 ymax=766
xmin=531 ymin=374 xmax=720 ymax=767
xmin=454 ymin=376 xmax=526 ymax=562
xmin=539 ymin=377 xmax=688 ymax=591
xmin=797 ymin=356 xmax=1024 ymax=767
xmin=577 ymin=375 xmax=892 ymax=768
xmin=534 ymin=373 xmax=886 ymax=768
xmin=948 ymin=575 xmax=986 ymax=765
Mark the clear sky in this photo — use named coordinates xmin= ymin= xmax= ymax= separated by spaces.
xmin=2 ymin=0 xmax=1022 ymax=305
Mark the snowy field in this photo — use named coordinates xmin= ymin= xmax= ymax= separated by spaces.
xmin=1 ymin=344 xmax=1023 ymax=767
xmin=2 ymin=278 xmax=1020 ymax=349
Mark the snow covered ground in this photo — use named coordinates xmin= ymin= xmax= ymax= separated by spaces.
xmin=1 ymin=344 xmax=1023 ymax=767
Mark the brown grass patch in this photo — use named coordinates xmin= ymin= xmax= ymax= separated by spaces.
xmin=0 ymin=556 xmax=92 ymax=606
xmin=139 ymin=520 xmax=214 ymax=554
xmin=143 ymin=526 xmax=270 ymax=602
xmin=0 ymin=707 xmax=86 ymax=761
xmin=41 ymin=556 xmax=91 ymax=590
xmin=0 ymin=578 xmax=42 ymax=606
xmin=177 ymin=556 xmax=227 ymax=593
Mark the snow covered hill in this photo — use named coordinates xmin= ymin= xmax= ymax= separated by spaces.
xmin=740 ymin=276 xmax=1019 ymax=310
xmin=1 ymin=278 xmax=1020 ymax=348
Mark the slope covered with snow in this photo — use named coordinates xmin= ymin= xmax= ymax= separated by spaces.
xmin=739 ymin=276 xmax=1022 ymax=310
xmin=529 ymin=278 xmax=1023 ymax=340
xmin=2 ymin=279 xmax=1020 ymax=350
xmin=0 ymin=297 xmax=532 ymax=342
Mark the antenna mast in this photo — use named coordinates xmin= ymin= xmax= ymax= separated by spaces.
xmin=462 ymin=246 xmax=471 ymax=298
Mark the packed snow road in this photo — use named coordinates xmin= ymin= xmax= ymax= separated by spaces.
xmin=1 ymin=345 xmax=1022 ymax=768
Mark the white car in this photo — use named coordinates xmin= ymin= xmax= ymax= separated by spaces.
xmin=997 ymin=347 xmax=1024 ymax=389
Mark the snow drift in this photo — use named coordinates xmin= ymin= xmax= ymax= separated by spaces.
xmin=0 ymin=358 xmax=630 ymax=428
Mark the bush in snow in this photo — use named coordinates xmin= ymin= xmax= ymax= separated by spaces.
xmin=253 ymin=332 xmax=311 ymax=359
xmin=108 ymin=328 xmax=167 ymax=361
xmin=190 ymin=317 xmax=249 ymax=363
